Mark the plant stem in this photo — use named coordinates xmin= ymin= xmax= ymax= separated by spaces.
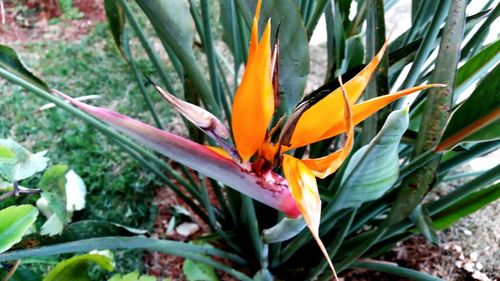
xmin=122 ymin=32 xmax=164 ymax=129
xmin=117 ymin=0 xmax=175 ymax=94
xmin=393 ymin=0 xmax=452 ymax=109
xmin=362 ymin=0 xmax=387 ymax=144
xmin=387 ymin=0 xmax=467 ymax=226
xmin=0 ymin=182 xmax=41 ymax=201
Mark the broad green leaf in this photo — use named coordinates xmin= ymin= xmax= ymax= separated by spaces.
xmin=104 ymin=0 xmax=126 ymax=56
xmin=39 ymin=165 xmax=69 ymax=223
xmin=40 ymin=214 xmax=64 ymax=237
xmin=432 ymin=182 xmax=500 ymax=230
xmin=135 ymin=0 xmax=219 ymax=116
xmin=0 ymin=205 xmax=39 ymax=253
xmin=183 ymin=258 xmax=219 ymax=281
xmin=263 ymin=0 xmax=309 ymax=113
xmin=438 ymin=64 xmax=500 ymax=151
xmin=0 ymin=45 xmax=48 ymax=91
xmin=344 ymin=35 xmax=365 ymax=71
xmin=410 ymin=205 xmax=440 ymax=245
xmin=56 ymin=92 xmax=300 ymax=218
xmin=136 ymin=0 xmax=194 ymax=59
xmin=43 ymin=254 xmax=114 ymax=281
xmin=108 ymin=271 xmax=156 ymax=281
xmin=338 ymin=108 xmax=409 ymax=210
xmin=262 ymin=217 xmax=306 ymax=243
xmin=243 ymin=0 xmax=309 ymax=114
xmin=0 ymin=144 xmax=16 ymax=164
xmin=0 ymin=139 xmax=49 ymax=182
xmin=454 ymin=39 xmax=500 ymax=100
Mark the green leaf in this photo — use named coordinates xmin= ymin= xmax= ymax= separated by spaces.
xmin=439 ymin=64 xmax=500 ymax=150
xmin=255 ymin=0 xmax=310 ymax=114
xmin=135 ymin=0 xmax=221 ymax=116
xmin=350 ymin=261 xmax=444 ymax=281
xmin=43 ymin=254 xmax=114 ymax=281
xmin=432 ymin=182 xmax=500 ymax=230
xmin=262 ymin=217 xmax=306 ymax=243
xmin=39 ymin=165 xmax=69 ymax=223
xmin=40 ymin=214 xmax=64 ymax=237
xmin=60 ymin=220 xmax=147 ymax=240
xmin=410 ymin=205 xmax=440 ymax=245
xmin=0 ymin=144 xmax=16 ymax=165
xmin=108 ymin=271 xmax=156 ymax=281
xmin=0 ymin=45 xmax=49 ymax=91
xmin=104 ymin=0 xmax=126 ymax=56
xmin=0 ymin=205 xmax=39 ymax=253
xmin=454 ymin=39 xmax=500 ymax=100
xmin=39 ymin=164 xmax=68 ymax=194
xmin=337 ymin=108 xmax=409 ymax=210
xmin=0 ymin=237 xmax=251 ymax=281
xmin=0 ymin=139 xmax=49 ymax=182
xmin=20 ymin=220 xmax=147 ymax=247
xmin=326 ymin=0 xmax=347 ymax=77
xmin=183 ymin=258 xmax=219 ymax=281
xmin=344 ymin=35 xmax=365 ymax=71
xmin=219 ymin=0 xmax=242 ymax=68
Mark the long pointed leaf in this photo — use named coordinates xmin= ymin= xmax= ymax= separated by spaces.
xmin=0 ymin=45 xmax=48 ymax=91
xmin=437 ymin=64 xmax=500 ymax=151
xmin=0 ymin=237 xmax=252 ymax=281
xmin=55 ymin=92 xmax=300 ymax=218
xmin=432 ymin=182 xmax=500 ymax=230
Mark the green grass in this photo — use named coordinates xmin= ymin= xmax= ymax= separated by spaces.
xmin=0 ymin=22 xmax=181 ymax=274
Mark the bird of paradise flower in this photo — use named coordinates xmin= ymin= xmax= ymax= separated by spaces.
xmin=55 ymin=0 xmax=443 ymax=278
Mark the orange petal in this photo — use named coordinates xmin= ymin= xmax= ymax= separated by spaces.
xmin=206 ymin=145 xmax=232 ymax=160
xmin=319 ymin=84 xmax=445 ymax=141
xmin=232 ymin=21 xmax=274 ymax=161
xmin=282 ymin=155 xmax=338 ymax=278
xmin=288 ymin=41 xmax=388 ymax=149
xmin=248 ymin=0 xmax=263 ymax=62
xmin=301 ymin=81 xmax=354 ymax=179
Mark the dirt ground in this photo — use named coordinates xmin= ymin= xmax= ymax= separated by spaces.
xmin=0 ymin=0 xmax=104 ymax=44
xmin=1 ymin=2 xmax=498 ymax=281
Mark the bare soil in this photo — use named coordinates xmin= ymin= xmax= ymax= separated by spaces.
xmin=0 ymin=0 xmax=104 ymax=44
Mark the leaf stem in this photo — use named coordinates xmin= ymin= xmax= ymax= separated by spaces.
xmin=349 ymin=260 xmax=444 ymax=281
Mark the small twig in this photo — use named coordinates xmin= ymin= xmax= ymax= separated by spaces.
xmin=2 ymin=260 xmax=20 ymax=281
xmin=0 ymin=191 xmax=14 ymax=201
xmin=0 ymin=181 xmax=41 ymax=202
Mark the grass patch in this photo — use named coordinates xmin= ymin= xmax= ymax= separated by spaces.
xmin=1 ymin=22 xmax=181 ymax=274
